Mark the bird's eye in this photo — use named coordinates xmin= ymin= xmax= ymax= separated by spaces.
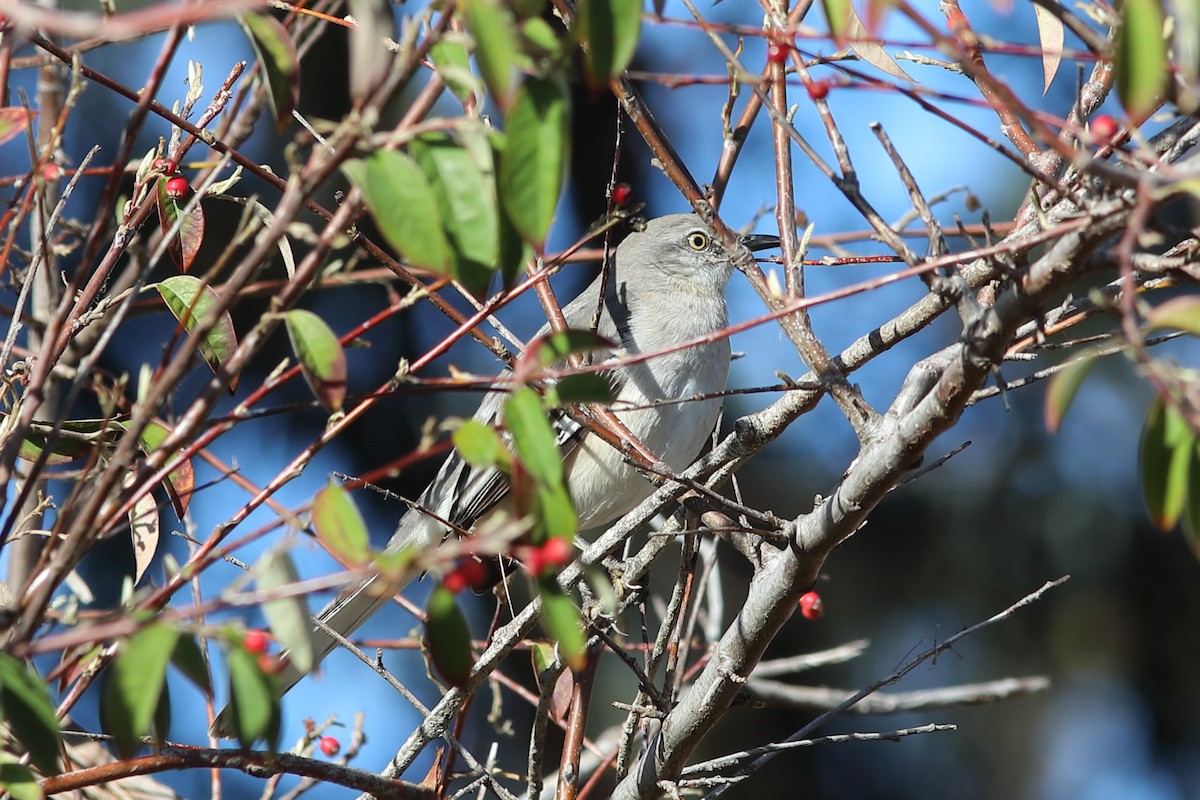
xmin=687 ymin=232 xmax=709 ymax=251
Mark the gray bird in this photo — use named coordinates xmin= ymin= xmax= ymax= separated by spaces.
xmin=213 ymin=213 xmax=777 ymax=734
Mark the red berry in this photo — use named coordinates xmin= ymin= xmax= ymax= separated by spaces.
xmin=152 ymin=157 xmax=178 ymax=175
xmin=799 ymin=590 xmax=824 ymax=620
xmin=164 ymin=176 xmax=189 ymax=199
xmin=807 ymin=80 xmax=830 ymax=100
xmin=318 ymin=736 xmax=340 ymax=757
xmin=522 ymin=546 xmax=546 ymax=576
xmin=1091 ymin=114 xmax=1119 ymax=142
xmin=243 ymin=629 xmax=269 ymax=655
xmin=767 ymin=42 xmax=788 ymax=65
xmin=257 ymin=654 xmax=286 ymax=675
xmin=443 ymin=570 xmax=468 ymax=594
xmin=540 ymin=537 xmax=574 ymax=570
xmin=611 ymin=182 xmax=632 ymax=206
xmin=457 ymin=558 xmax=490 ymax=591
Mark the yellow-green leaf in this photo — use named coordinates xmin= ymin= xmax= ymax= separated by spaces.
xmin=0 ymin=653 xmax=61 ymax=775
xmin=284 ymin=310 xmax=347 ymax=412
xmin=154 ymin=275 xmax=239 ymax=392
xmin=1116 ymin=0 xmax=1168 ymax=121
xmin=101 ymin=623 xmax=179 ymax=758
xmin=239 ymin=12 xmax=300 ymax=131
xmin=343 ymin=152 xmax=453 ymax=275
xmin=312 ymin=480 xmax=370 ymax=565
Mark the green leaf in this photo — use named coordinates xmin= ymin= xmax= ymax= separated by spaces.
xmin=101 ymin=623 xmax=179 ymax=758
xmin=171 ymin=634 xmax=213 ymax=695
xmin=0 ymin=752 xmax=41 ymax=800
xmin=453 ymin=419 xmax=509 ymax=469
xmin=504 ymin=387 xmax=565 ymax=488
xmin=312 ymin=480 xmax=370 ymax=565
xmin=154 ymin=275 xmax=240 ymax=392
xmin=500 ymin=76 xmax=570 ymax=245
xmin=425 ymin=585 xmax=475 ymax=687
xmin=1182 ymin=441 xmax=1200 ymax=558
xmin=535 ymin=482 xmax=578 ymax=542
xmin=537 ymin=579 xmax=586 ymax=670
xmin=820 ymin=0 xmax=852 ymax=46
xmin=431 ymin=36 xmax=477 ymax=102
xmin=461 ymin=0 xmax=520 ymax=107
xmin=15 ymin=417 xmax=118 ymax=464
xmin=0 ymin=653 xmax=61 ymax=775
xmin=411 ymin=133 xmax=500 ymax=295
xmin=577 ymin=0 xmax=641 ymax=85
xmin=155 ymin=176 xmax=205 ymax=273
xmin=546 ymin=374 xmax=615 ymax=406
xmin=343 ymin=152 xmax=453 ymax=275
xmin=238 ymin=12 xmax=300 ymax=131
xmin=225 ymin=644 xmax=281 ymax=750
xmin=284 ymin=310 xmax=347 ymax=412
xmin=256 ymin=550 xmax=315 ymax=675
xmin=1140 ymin=398 xmax=1196 ymax=530
xmin=1146 ymin=296 xmax=1200 ymax=336
xmin=1116 ymin=0 xmax=1168 ymax=121
xmin=524 ymin=330 xmax=614 ymax=369
xmin=1044 ymin=350 xmax=1100 ymax=433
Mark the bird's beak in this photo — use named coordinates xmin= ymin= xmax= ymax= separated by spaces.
xmin=740 ymin=232 xmax=780 ymax=252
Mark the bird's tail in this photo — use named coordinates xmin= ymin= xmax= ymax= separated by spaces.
xmin=209 ymin=510 xmax=438 ymax=738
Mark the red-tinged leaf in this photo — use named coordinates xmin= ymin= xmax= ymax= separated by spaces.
xmin=156 ymin=177 xmax=205 ymax=273
xmin=0 ymin=108 xmax=35 ymax=147
xmin=1044 ymin=350 xmax=1100 ymax=433
xmin=1116 ymin=0 xmax=1168 ymax=121
xmin=283 ymin=310 xmax=347 ymax=412
xmin=0 ymin=653 xmax=62 ymax=775
xmin=1146 ymin=296 xmax=1200 ymax=336
xmin=500 ymin=76 xmax=570 ymax=246
xmin=238 ymin=12 xmax=299 ymax=131
xmin=537 ymin=578 xmax=586 ymax=671
xmin=100 ymin=623 xmax=178 ymax=758
xmin=132 ymin=420 xmax=195 ymax=518
xmin=155 ymin=276 xmax=240 ymax=393
xmin=311 ymin=480 xmax=370 ymax=565
xmin=520 ymin=329 xmax=615 ymax=372
xmin=129 ymin=483 xmax=160 ymax=585
xmin=577 ymin=0 xmax=642 ymax=87
xmin=1033 ymin=2 xmax=1064 ymax=95
xmin=15 ymin=417 xmax=117 ymax=464
xmin=342 ymin=152 xmax=453 ymax=274
xmin=531 ymin=642 xmax=574 ymax=722
xmin=1140 ymin=398 xmax=1197 ymax=530
xmin=425 ymin=585 xmax=475 ymax=687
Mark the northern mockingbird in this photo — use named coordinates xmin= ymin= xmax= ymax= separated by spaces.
xmin=213 ymin=213 xmax=777 ymax=734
